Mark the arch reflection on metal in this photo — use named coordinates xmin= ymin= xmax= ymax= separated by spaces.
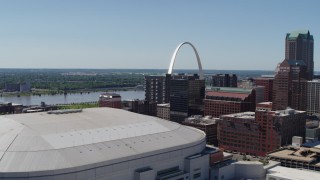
xmin=167 ymin=42 xmax=204 ymax=80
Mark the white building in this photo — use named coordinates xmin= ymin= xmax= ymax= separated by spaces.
xmin=157 ymin=103 xmax=170 ymax=120
xmin=210 ymin=161 xmax=266 ymax=180
xmin=0 ymin=108 xmax=209 ymax=180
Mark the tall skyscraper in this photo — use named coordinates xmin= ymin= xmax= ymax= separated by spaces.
xmin=285 ymin=30 xmax=314 ymax=80
xmin=170 ymin=74 xmax=205 ymax=123
xmin=272 ymin=59 xmax=308 ymax=111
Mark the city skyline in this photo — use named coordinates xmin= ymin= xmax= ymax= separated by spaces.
xmin=0 ymin=0 xmax=320 ymax=71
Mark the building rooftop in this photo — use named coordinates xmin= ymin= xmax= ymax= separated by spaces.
xmin=0 ymin=108 xmax=206 ymax=176
xmin=258 ymin=102 xmax=273 ymax=105
xmin=206 ymin=91 xmax=251 ymax=101
xmin=309 ymin=79 xmax=320 ymax=83
xmin=184 ymin=115 xmax=218 ymax=125
xmin=273 ymin=108 xmax=305 ymax=116
xmin=222 ymin=112 xmax=255 ymax=119
xmin=157 ymin=103 xmax=170 ymax=107
xmin=209 ymin=87 xmax=252 ymax=93
xmin=287 ymin=30 xmax=313 ymax=40
xmin=99 ymin=93 xmax=121 ymax=99
xmin=268 ymin=146 xmax=320 ymax=165
xmin=268 ymin=165 xmax=320 ymax=179
xmin=260 ymin=75 xmax=275 ymax=79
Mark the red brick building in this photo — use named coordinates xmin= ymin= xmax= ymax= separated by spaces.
xmin=98 ymin=93 xmax=121 ymax=109
xmin=272 ymin=59 xmax=308 ymax=111
xmin=218 ymin=104 xmax=306 ymax=156
xmin=254 ymin=77 xmax=274 ymax=102
xmin=204 ymin=87 xmax=256 ymax=118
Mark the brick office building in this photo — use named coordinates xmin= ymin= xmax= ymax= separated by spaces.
xmin=204 ymin=87 xmax=256 ymax=118
xmin=218 ymin=104 xmax=306 ymax=156
xmin=254 ymin=76 xmax=274 ymax=102
xmin=98 ymin=93 xmax=121 ymax=109
xmin=272 ymin=59 xmax=308 ymax=111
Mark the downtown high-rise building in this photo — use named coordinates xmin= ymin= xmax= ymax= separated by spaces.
xmin=254 ymin=76 xmax=274 ymax=102
xmin=285 ymin=30 xmax=314 ymax=80
xmin=144 ymin=75 xmax=169 ymax=103
xmin=212 ymin=74 xmax=237 ymax=87
xmin=272 ymin=59 xmax=308 ymax=111
xmin=169 ymin=74 xmax=205 ymax=123
xmin=307 ymin=80 xmax=320 ymax=115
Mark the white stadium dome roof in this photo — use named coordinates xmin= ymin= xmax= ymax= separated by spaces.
xmin=0 ymin=108 xmax=205 ymax=177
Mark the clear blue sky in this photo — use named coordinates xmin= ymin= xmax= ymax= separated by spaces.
xmin=0 ymin=0 xmax=319 ymax=70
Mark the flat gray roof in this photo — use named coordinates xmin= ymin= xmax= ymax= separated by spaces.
xmin=268 ymin=166 xmax=320 ymax=179
xmin=0 ymin=108 xmax=205 ymax=176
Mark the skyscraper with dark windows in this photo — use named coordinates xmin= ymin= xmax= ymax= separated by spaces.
xmin=285 ymin=30 xmax=314 ymax=80
xmin=169 ymin=74 xmax=205 ymax=123
xmin=144 ymin=75 xmax=169 ymax=103
xmin=212 ymin=74 xmax=237 ymax=87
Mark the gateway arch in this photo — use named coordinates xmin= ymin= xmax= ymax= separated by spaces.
xmin=167 ymin=42 xmax=204 ymax=80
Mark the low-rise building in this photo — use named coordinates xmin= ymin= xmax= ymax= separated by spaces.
xmin=157 ymin=103 xmax=170 ymax=120
xmin=182 ymin=115 xmax=219 ymax=146
xmin=98 ymin=93 xmax=121 ymax=109
xmin=268 ymin=146 xmax=320 ymax=171
xmin=210 ymin=160 xmax=266 ymax=180
xmin=126 ymin=99 xmax=157 ymax=116
xmin=4 ymin=82 xmax=31 ymax=92
xmin=0 ymin=102 xmax=23 ymax=114
xmin=305 ymin=121 xmax=320 ymax=142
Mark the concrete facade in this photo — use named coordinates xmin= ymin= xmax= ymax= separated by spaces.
xmin=157 ymin=103 xmax=170 ymax=120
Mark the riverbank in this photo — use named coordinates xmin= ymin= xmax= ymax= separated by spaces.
xmin=57 ymin=102 xmax=99 ymax=109
xmin=0 ymin=87 xmax=140 ymax=97
xmin=0 ymin=90 xmax=145 ymax=106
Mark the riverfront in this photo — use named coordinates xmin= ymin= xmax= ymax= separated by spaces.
xmin=0 ymin=90 xmax=144 ymax=106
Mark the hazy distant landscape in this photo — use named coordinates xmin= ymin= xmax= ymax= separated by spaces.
xmin=0 ymin=68 xmax=275 ymax=94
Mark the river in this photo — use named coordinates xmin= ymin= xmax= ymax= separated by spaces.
xmin=0 ymin=91 xmax=145 ymax=106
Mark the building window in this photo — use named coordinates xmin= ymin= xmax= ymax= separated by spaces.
xmin=193 ymin=173 xmax=201 ymax=178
